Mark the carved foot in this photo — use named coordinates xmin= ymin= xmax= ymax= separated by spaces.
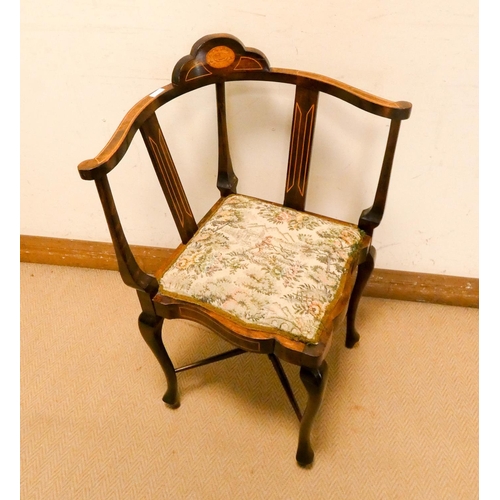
xmin=162 ymin=388 xmax=180 ymax=409
xmin=138 ymin=312 xmax=180 ymax=408
xmin=345 ymin=246 xmax=376 ymax=348
xmin=296 ymin=361 xmax=328 ymax=467
xmin=345 ymin=328 xmax=360 ymax=349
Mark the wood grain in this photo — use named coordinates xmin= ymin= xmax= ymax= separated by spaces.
xmin=20 ymin=235 xmax=478 ymax=308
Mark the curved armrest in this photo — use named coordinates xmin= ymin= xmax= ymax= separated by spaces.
xmin=78 ymin=85 xmax=177 ymax=180
xmin=273 ymin=68 xmax=412 ymax=120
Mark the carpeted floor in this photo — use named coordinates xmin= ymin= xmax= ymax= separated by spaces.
xmin=20 ymin=263 xmax=478 ymax=499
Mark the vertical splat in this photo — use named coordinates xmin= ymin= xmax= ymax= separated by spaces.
xmin=284 ymin=86 xmax=319 ymax=211
xmin=215 ymin=82 xmax=238 ymax=196
xmin=140 ymin=113 xmax=198 ymax=244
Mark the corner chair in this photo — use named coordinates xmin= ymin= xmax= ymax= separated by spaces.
xmin=78 ymin=33 xmax=412 ymax=466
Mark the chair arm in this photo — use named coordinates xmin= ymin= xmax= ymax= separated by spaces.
xmin=273 ymin=68 xmax=412 ymax=120
xmin=78 ymin=85 xmax=176 ymax=181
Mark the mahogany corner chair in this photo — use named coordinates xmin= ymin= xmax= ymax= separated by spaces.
xmin=78 ymin=34 xmax=412 ymax=467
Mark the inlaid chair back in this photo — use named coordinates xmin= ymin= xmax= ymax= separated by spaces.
xmin=78 ymin=33 xmax=412 ymax=467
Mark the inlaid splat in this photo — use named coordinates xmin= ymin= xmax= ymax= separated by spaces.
xmin=140 ymin=114 xmax=198 ymax=243
xmin=284 ymin=86 xmax=319 ymax=211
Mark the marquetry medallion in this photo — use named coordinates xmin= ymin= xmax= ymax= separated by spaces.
xmin=206 ymin=46 xmax=236 ymax=68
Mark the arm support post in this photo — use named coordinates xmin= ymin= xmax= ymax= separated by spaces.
xmin=95 ymin=175 xmax=158 ymax=294
xmin=359 ymin=119 xmax=402 ymax=236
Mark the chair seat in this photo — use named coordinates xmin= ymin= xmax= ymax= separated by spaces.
xmin=158 ymin=195 xmax=365 ymax=344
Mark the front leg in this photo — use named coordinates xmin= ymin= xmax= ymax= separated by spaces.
xmin=296 ymin=361 xmax=328 ymax=467
xmin=138 ymin=312 xmax=180 ymax=408
xmin=345 ymin=246 xmax=376 ymax=348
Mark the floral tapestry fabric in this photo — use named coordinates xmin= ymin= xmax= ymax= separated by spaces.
xmin=159 ymin=195 xmax=364 ymax=344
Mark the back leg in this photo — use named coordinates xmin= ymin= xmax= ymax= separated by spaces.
xmin=345 ymin=246 xmax=376 ymax=348
xmin=138 ymin=312 xmax=180 ymax=408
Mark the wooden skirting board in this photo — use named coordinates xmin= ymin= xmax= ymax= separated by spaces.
xmin=20 ymin=235 xmax=479 ymax=308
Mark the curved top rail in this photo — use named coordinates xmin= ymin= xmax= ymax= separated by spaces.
xmin=172 ymin=34 xmax=411 ymax=119
xmin=271 ymin=68 xmax=412 ymax=120
xmin=78 ymin=33 xmax=412 ymax=180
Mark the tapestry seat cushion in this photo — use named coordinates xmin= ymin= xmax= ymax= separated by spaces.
xmin=158 ymin=194 xmax=365 ymax=344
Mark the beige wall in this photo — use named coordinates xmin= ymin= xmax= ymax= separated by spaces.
xmin=20 ymin=0 xmax=478 ymax=278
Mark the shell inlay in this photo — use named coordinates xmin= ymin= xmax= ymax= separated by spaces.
xmin=206 ymin=46 xmax=236 ymax=69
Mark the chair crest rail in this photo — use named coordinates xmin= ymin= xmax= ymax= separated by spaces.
xmin=78 ymin=36 xmax=411 ymax=183
xmin=171 ymin=33 xmax=271 ymax=86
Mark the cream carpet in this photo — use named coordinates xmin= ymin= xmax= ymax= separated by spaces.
xmin=21 ymin=263 xmax=478 ymax=499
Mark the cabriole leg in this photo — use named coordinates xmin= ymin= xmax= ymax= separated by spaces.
xmin=296 ymin=361 xmax=328 ymax=467
xmin=345 ymin=246 xmax=376 ymax=348
xmin=138 ymin=312 xmax=180 ymax=408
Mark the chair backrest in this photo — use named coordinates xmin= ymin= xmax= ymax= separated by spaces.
xmin=78 ymin=33 xmax=411 ymax=291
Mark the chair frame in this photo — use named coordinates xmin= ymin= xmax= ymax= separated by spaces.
xmin=78 ymin=33 xmax=412 ymax=466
